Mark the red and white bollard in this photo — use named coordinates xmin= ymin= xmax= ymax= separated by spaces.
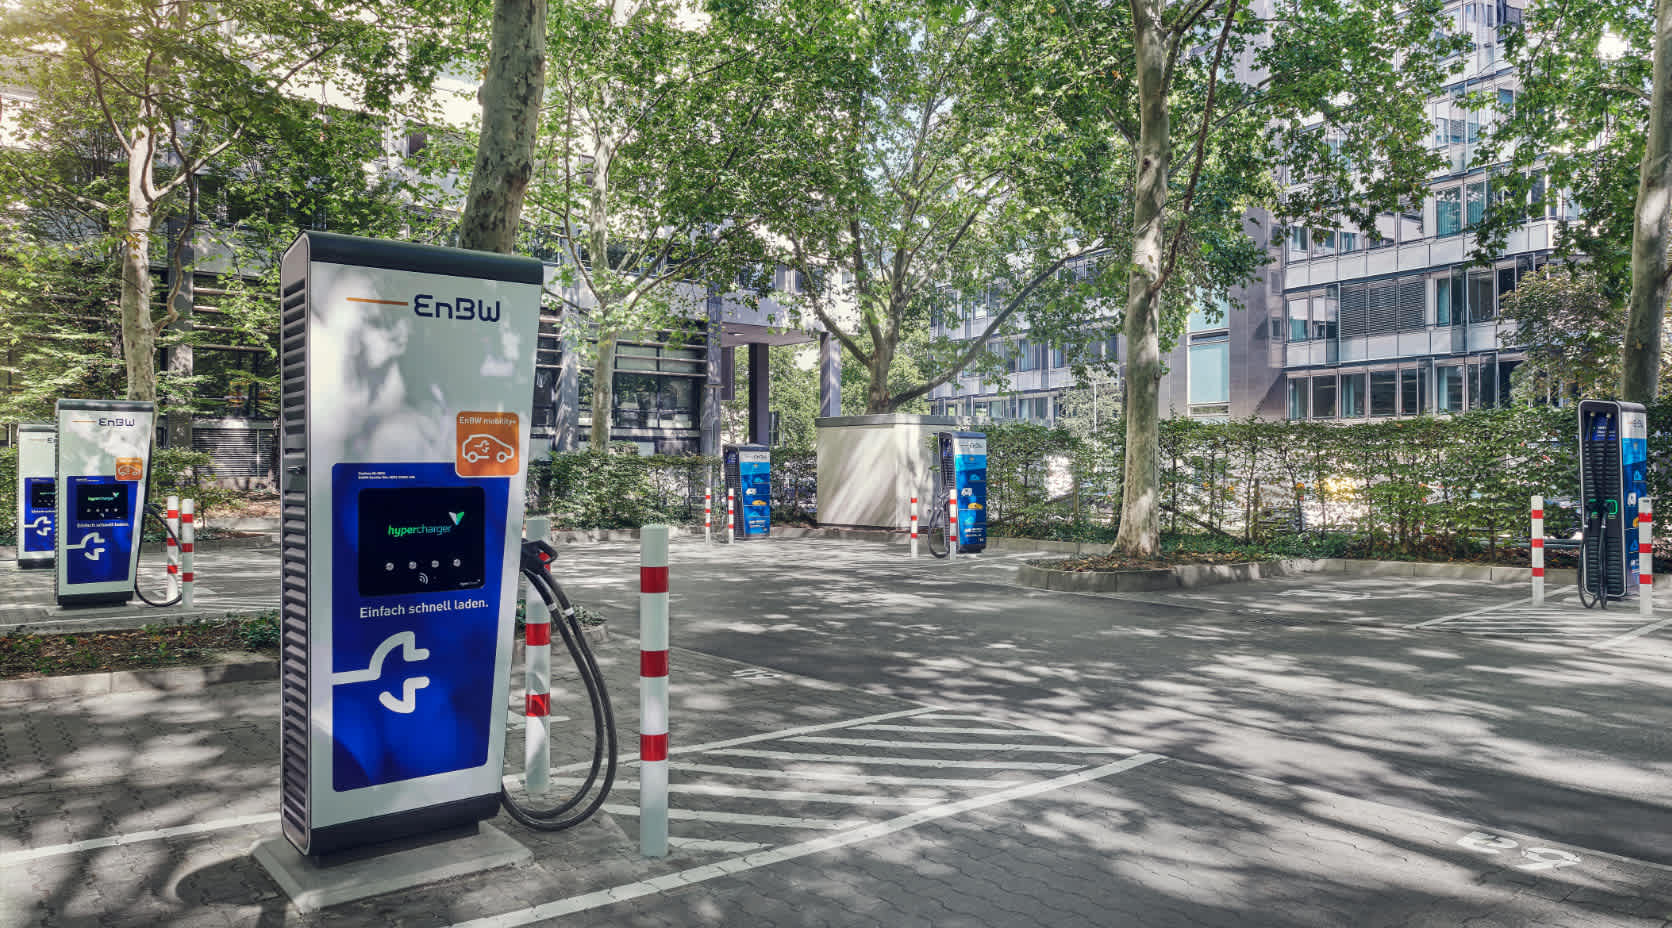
xmin=726 ymin=487 xmax=735 ymax=543
xmin=523 ymin=516 xmax=551 ymax=796
xmin=180 ymin=498 xmax=195 ymax=608
xmin=704 ymin=485 xmax=713 ymax=544
xmin=639 ymin=524 xmax=670 ymax=857
xmin=1530 ymin=495 xmax=1544 ymax=607
xmin=165 ymin=495 xmax=180 ymax=600
xmin=1640 ymin=497 xmax=1654 ymax=616
xmin=948 ymin=489 xmax=959 ymax=560
xmin=910 ymin=494 xmax=919 ymax=559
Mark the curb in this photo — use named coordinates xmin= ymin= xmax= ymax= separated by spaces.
xmin=0 ymin=624 xmax=609 ymax=702
xmin=1015 ymin=557 xmax=1565 ymax=594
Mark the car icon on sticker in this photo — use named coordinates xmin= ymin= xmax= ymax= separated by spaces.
xmin=461 ymin=433 xmax=515 ymax=464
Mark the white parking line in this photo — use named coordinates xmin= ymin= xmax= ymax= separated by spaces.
xmin=670 ymin=762 xmax=1025 ymax=789
xmin=601 ymin=806 xmax=862 ymax=829
xmin=707 ymin=749 xmax=1084 ymax=770
xmin=1590 ymin=617 xmax=1672 ymax=650
xmin=852 ymin=725 xmax=1060 ymax=736
xmin=667 ymin=837 xmax=769 ymax=854
xmin=557 ymin=778 xmax=943 ymax=807
xmin=1410 ymin=589 xmax=1575 ymax=628
xmin=0 ymin=813 xmax=278 ymax=865
xmin=789 ymin=736 xmax=1135 ymax=754
xmin=447 ymin=754 xmax=1164 ymax=928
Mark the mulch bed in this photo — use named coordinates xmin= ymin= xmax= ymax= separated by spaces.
xmin=0 ymin=621 xmax=275 ymax=680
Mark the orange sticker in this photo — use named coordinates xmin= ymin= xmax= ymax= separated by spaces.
xmin=115 ymin=457 xmax=144 ymax=482
xmin=456 ymin=412 xmax=520 ymax=477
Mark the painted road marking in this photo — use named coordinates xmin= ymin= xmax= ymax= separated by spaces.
xmin=601 ymin=806 xmax=863 ymax=830
xmin=670 ymin=762 xmax=1026 ymax=789
xmin=554 ymin=778 xmax=945 ymax=807
xmin=446 ymin=754 xmax=1164 ymax=928
xmin=667 ymin=837 xmax=769 ymax=854
xmin=1457 ymin=832 xmax=1582 ymax=872
xmin=0 ymin=813 xmax=278 ymax=865
xmin=788 ymin=736 xmax=1137 ymax=754
xmin=1411 ymin=591 xmax=1554 ymax=628
xmin=1591 ymin=617 xmax=1672 ymax=650
xmin=706 ymin=749 xmax=1084 ymax=770
xmin=852 ymin=724 xmax=1062 ymax=736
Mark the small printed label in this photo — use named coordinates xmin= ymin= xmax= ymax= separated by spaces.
xmin=456 ymin=412 xmax=520 ymax=477
xmin=114 ymin=457 xmax=144 ymax=482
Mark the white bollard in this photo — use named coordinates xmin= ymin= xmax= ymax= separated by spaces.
xmin=948 ymin=489 xmax=958 ymax=561
xmin=639 ymin=524 xmax=671 ymax=858
xmin=726 ymin=487 xmax=735 ymax=543
xmin=180 ymin=499 xmax=195 ymax=608
xmin=1641 ymin=497 xmax=1654 ymax=616
xmin=523 ymin=516 xmax=551 ymax=796
xmin=910 ymin=494 xmax=919 ymax=559
xmin=165 ymin=495 xmax=180 ymax=600
xmin=1530 ymin=495 xmax=1544 ymax=607
xmin=704 ymin=486 xmax=712 ymax=544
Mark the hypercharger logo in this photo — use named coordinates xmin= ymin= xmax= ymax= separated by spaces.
xmin=346 ymin=293 xmax=502 ymax=322
xmin=386 ymin=510 xmax=466 ymax=538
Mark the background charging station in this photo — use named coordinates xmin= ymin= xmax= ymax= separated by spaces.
xmin=724 ymin=443 xmax=771 ymax=539
xmin=1578 ymin=399 xmax=1647 ymax=598
xmin=276 ymin=231 xmax=541 ymax=857
xmin=16 ymin=422 xmax=56 ymax=569
xmin=54 ymin=400 xmax=154 ymax=605
xmin=938 ymin=431 xmax=988 ymax=553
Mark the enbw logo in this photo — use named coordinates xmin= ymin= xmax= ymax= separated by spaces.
xmin=413 ymin=293 xmax=502 ymax=323
xmin=97 ymin=417 xmax=136 ymax=427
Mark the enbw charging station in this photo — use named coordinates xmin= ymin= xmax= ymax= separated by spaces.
xmin=276 ymin=232 xmax=542 ymax=856
xmin=16 ymin=422 xmax=56 ymax=570
xmin=938 ymin=431 xmax=988 ymax=553
xmin=55 ymin=400 xmax=154 ymax=605
xmin=724 ymin=443 xmax=770 ymax=539
xmin=1577 ymin=399 xmax=1648 ymax=604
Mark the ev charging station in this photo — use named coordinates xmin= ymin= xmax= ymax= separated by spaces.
xmin=724 ymin=443 xmax=771 ymax=539
xmin=938 ymin=431 xmax=988 ymax=554
xmin=55 ymin=400 xmax=154 ymax=605
xmin=276 ymin=232 xmax=541 ymax=857
xmin=15 ymin=422 xmax=56 ymax=569
xmin=1577 ymin=399 xmax=1648 ymax=601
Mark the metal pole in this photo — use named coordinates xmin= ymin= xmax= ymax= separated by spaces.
xmin=948 ymin=488 xmax=958 ymax=560
xmin=1530 ymin=496 xmax=1544 ymax=607
xmin=180 ymin=499 xmax=195 ymax=608
xmin=1641 ymin=496 xmax=1654 ymax=616
xmin=639 ymin=525 xmax=671 ymax=857
xmin=910 ymin=493 xmax=919 ymax=559
xmin=523 ymin=516 xmax=551 ymax=796
xmin=165 ymin=495 xmax=180 ymax=600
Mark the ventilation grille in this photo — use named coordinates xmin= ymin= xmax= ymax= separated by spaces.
xmin=277 ymin=262 xmax=310 ymax=849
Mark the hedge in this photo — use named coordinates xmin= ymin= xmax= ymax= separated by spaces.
xmin=526 ymin=445 xmax=817 ymax=531
xmin=0 ymin=447 xmax=236 ymax=546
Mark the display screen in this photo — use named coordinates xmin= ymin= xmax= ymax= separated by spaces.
xmin=75 ymin=484 xmax=129 ymax=521
xmin=27 ymin=480 xmax=55 ymax=510
xmin=358 ymin=486 xmax=486 ymax=596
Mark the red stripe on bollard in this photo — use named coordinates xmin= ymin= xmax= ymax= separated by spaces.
xmin=1642 ymin=574 xmax=1654 ymax=585
xmin=641 ymin=649 xmax=669 ymax=677
xmin=1531 ymin=538 xmax=1544 ymax=548
xmin=526 ymin=693 xmax=550 ymax=717
xmin=1643 ymin=514 xmax=1655 ymax=524
xmin=640 ymin=566 xmax=669 ymax=593
xmin=181 ymin=572 xmax=194 ymax=582
xmin=1531 ymin=567 xmax=1545 ymax=578
xmin=1643 ymin=543 xmax=1655 ymax=554
xmin=1531 ymin=509 xmax=1543 ymax=519
xmin=525 ymin=623 xmax=551 ymax=646
xmin=641 ymin=733 xmax=669 ymax=762
xmin=167 ymin=564 xmax=178 ymax=574
xmin=181 ymin=543 xmax=194 ymax=554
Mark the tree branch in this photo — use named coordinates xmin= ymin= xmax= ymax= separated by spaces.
xmin=1151 ymin=0 xmax=1237 ymax=299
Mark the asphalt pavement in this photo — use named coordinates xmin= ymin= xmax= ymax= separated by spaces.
xmin=3 ymin=535 xmax=1670 ymax=926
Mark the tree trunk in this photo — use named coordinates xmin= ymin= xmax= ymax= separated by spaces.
xmin=457 ymin=0 xmax=546 ymax=254
xmin=865 ymin=336 xmax=896 ymax=413
xmin=1622 ymin=0 xmax=1672 ymax=403
xmin=121 ymin=128 xmax=159 ymax=403
xmin=1113 ymin=0 xmax=1169 ymax=558
xmin=590 ymin=333 xmax=616 ymax=449
xmin=585 ymin=117 xmax=615 ymax=450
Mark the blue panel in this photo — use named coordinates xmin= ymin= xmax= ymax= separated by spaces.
xmin=330 ymin=462 xmax=507 ymax=792
xmin=1625 ymin=431 xmax=1647 ymax=582
xmin=739 ymin=460 xmax=771 ymax=537
xmin=955 ymin=452 xmax=987 ymax=550
xmin=21 ymin=477 xmax=55 ymax=553
xmin=63 ymin=476 xmax=135 ymax=585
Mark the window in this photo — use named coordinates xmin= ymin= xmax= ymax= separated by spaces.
xmin=1287 ymin=226 xmax=1309 ymax=259
xmin=1341 ymin=372 xmax=1366 ymax=418
xmin=1466 ymin=179 xmax=1488 ymax=228
xmin=1435 ymin=276 xmax=1452 ymax=325
xmin=1313 ymin=229 xmax=1336 ymax=257
xmin=1469 ymin=362 xmax=1498 ymax=410
xmin=1437 ymin=188 xmax=1462 ymax=236
xmin=1370 ymin=371 xmax=1397 ymax=416
xmin=612 ymin=373 xmax=696 ymax=429
xmin=1468 ymin=270 xmax=1495 ymax=322
xmin=1338 ymin=230 xmax=1359 ymax=254
xmin=1287 ymin=297 xmax=1310 ymax=342
xmin=1288 ymin=379 xmax=1309 ymax=420
xmin=1401 ymin=368 xmax=1427 ymax=415
xmin=1188 ymin=338 xmax=1230 ymax=406
xmin=1312 ymin=376 xmax=1337 ymax=418
xmin=1314 ymin=290 xmax=1338 ymax=342
xmin=1497 ymin=88 xmax=1514 ymax=112
xmin=1437 ymin=365 xmax=1464 ymax=412
xmin=1497 ymin=266 xmax=1516 ymax=307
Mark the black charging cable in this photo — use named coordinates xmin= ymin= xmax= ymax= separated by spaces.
xmin=133 ymin=503 xmax=184 ymax=608
xmin=499 ymin=539 xmax=618 ymax=831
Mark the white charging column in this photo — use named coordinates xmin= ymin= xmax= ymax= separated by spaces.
xmin=54 ymin=400 xmax=155 ymax=606
xmin=15 ymin=423 xmax=56 ymax=570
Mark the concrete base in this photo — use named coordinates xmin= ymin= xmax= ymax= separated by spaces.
xmin=252 ymin=823 xmax=531 ymax=913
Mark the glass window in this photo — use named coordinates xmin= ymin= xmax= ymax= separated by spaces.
xmin=1401 ymin=368 xmax=1427 ymax=415
xmin=1469 ymin=363 xmax=1497 ymax=410
xmin=1434 ymin=276 xmax=1451 ymax=325
xmin=1312 ymin=229 xmax=1336 ymax=257
xmin=1188 ymin=338 xmax=1230 ymax=406
xmin=1466 ymin=179 xmax=1488 ymax=228
xmin=1288 ymin=379 xmax=1309 ymax=419
xmin=1340 ymin=372 xmax=1366 ymax=418
xmin=1497 ymin=88 xmax=1514 ymax=112
xmin=1339 ymin=230 xmax=1359 ymax=253
xmin=1287 ymin=226 xmax=1308 ymax=259
xmin=1370 ymin=371 xmax=1397 ymax=416
xmin=1497 ymin=266 xmax=1516 ymax=305
xmin=1437 ymin=365 xmax=1464 ymax=412
xmin=1287 ymin=297 xmax=1310 ymax=342
xmin=1312 ymin=376 xmax=1337 ymax=418
xmin=1314 ymin=291 xmax=1338 ymax=342
xmin=1437 ymin=188 xmax=1462 ymax=236
xmin=1468 ymin=270 xmax=1495 ymax=322
xmin=1399 ymin=208 xmax=1424 ymax=242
